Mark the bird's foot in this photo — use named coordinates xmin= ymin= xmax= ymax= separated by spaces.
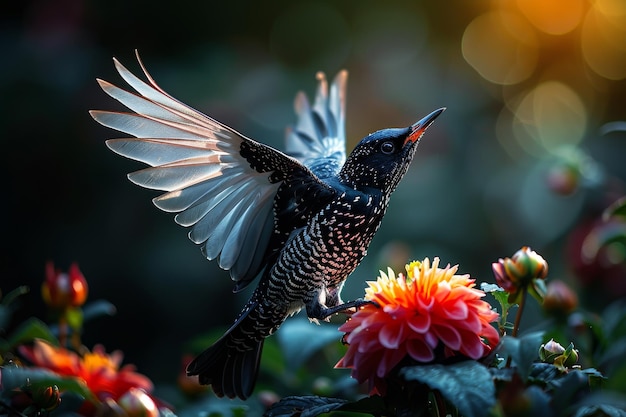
xmin=338 ymin=299 xmax=381 ymax=315
xmin=310 ymin=298 xmax=379 ymax=320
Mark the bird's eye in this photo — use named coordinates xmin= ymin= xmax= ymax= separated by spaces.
xmin=380 ymin=141 xmax=395 ymax=154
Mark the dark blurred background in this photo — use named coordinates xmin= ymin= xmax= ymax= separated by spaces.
xmin=2 ymin=0 xmax=626 ymax=384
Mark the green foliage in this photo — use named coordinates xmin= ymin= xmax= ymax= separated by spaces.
xmin=4 ymin=318 xmax=58 ymax=349
xmin=499 ymin=332 xmax=545 ymax=380
xmin=276 ymin=318 xmax=342 ymax=370
xmin=482 ymin=284 xmax=515 ymax=333
xmin=400 ymin=361 xmax=496 ymax=417
xmin=1 ymin=366 xmax=95 ymax=401
xmin=264 ymin=396 xmax=348 ymax=417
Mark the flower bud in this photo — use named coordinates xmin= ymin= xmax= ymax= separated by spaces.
xmin=493 ymin=247 xmax=548 ymax=299
xmin=543 ymin=280 xmax=578 ymax=316
xmin=117 ymin=388 xmax=158 ymax=417
xmin=96 ymin=397 xmax=129 ymax=417
xmin=539 ymin=339 xmax=565 ymax=362
xmin=539 ymin=339 xmax=579 ymax=369
xmin=561 ymin=343 xmax=579 ymax=367
xmin=547 ymin=164 xmax=579 ymax=196
xmin=32 ymin=385 xmax=61 ymax=411
xmin=42 ymin=262 xmax=88 ymax=309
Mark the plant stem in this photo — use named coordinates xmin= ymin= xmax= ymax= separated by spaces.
xmin=511 ymin=289 xmax=527 ymax=338
xmin=506 ymin=289 xmax=528 ymax=368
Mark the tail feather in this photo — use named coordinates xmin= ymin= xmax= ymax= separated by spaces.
xmin=187 ymin=333 xmax=263 ymax=399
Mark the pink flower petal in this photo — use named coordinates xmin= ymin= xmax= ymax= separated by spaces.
xmin=424 ymin=331 xmax=439 ymax=348
xmin=377 ymin=347 xmax=407 ymax=378
xmin=357 ymin=334 xmax=383 ymax=353
xmin=433 ymin=324 xmax=462 ymax=350
xmin=406 ymin=338 xmax=435 ymax=362
xmin=407 ymin=313 xmax=431 ymax=333
xmin=379 ymin=322 xmax=404 ymax=349
xmin=442 ymin=299 xmax=469 ymax=320
xmin=459 ymin=331 xmax=485 ymax=359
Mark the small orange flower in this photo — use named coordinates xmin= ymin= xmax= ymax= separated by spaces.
xmin=335 ymin=258 xmax=500 ymax=394
xmin=19 ymin=339 xmax=152 ymax=401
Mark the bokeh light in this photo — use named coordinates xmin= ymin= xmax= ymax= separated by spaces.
xmin=512 ymin=81 xmax=587 ymax=155
xmin=581 ymin=0 xmax=626 ymax=80
xmin=461 ymin=11 xmax=538 ymax=85
xmin=516 ymin=0 xmax=584 ymax=35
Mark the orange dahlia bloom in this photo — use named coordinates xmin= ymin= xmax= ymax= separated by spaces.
xmin=335 ymin=257 xmax=500 ymax=394
xmin=19 ymin=339 xmax=153 ymax=401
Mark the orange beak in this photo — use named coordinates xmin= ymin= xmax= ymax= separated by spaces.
xmin=405 ymin=107 xmax=446 ymax=144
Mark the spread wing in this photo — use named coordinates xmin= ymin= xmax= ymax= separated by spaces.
xmin=285 ymin=71 xmax=347 ymax=179
xmin=91 ymin=51 xmax=335 ymax=287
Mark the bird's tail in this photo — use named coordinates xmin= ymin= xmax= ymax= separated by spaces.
xmin=186 ymin=302 xmax=266 ymax=400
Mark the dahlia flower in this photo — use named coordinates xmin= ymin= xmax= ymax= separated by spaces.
xmin=335 ymin=257 xmax=500 ymax=394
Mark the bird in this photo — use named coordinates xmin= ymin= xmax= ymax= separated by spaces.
xmin=90 ymin=51 xmax=444 ymax=400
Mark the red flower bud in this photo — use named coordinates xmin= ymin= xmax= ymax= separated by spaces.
xmin=493 ymin=247 xmax=548 ymax=297
xmin=117 ymin=388 xmax=158 ymax=417
xmin=543 ymin=280 xmax=578 ymax=316
xmin=42 ymin=262 xmax=88 ymax=309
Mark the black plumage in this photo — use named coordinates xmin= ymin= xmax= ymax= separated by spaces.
xmin=91 ymin=52 xmax=444 ymax=400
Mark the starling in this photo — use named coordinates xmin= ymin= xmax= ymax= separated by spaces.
xmin=91 ymin=52 xmax=444 ymax=400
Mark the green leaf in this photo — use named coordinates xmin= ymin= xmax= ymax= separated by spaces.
xmin=0 ymin=366 xmax=94 ymax=400
xmin=573 ymin=405 xmax=626 ymax=417
xmin=499 ymin=332 xmax=544 ymax=380
xmin=481 ymin=282 xmax=515 ymax=332
xmin=276 ymin=317 xmax=341 ymax=370
xmin=259 ymin=336 xmax=287 ymax=378
xmin=7 ymin=318 xmax=58 ymax=348
xmin=0 ymin=286 xmax=30 ymax=330
xmin=399 ymin=361 xmax=496 ymax=417
xmin=263 ymin=395 xmax=348 ymax=417
xmin=1 ymin=286 xmax=30 ymax=307
xmin=528 ymin=362 xmax=561 ymax=384
xmin=337 ymin=395 xmax=389 ymax=415
xmin=83 ymin=299 xmax=117 ymax=322
xmin=481 ymin=283 xmax=509 ymax=309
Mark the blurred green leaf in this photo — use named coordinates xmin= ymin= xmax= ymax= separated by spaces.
xmin=1 ymin=286 xmax=30 ymax=307
xmin=264 ymin=395 xmax=348 ymax=417
xmin=335 ymin=394 xmax=388 ymax=416
xmin=551 ymin=371 xmax=598 ymax=414
xmin=573 ymin=404 xmax=626 ymax=417
xmin=65 ymin=307 xmax=84 ymax=330
xmin=603 ymin=197 xmax=626 ymax=222
xmin=499 ymin=332 xmax=544 ymax=380
xmin=276 ymin=317 xmax=341 ymax=370
xmin=0 ymin=286 xmax=30 ymax=330
xmin=259 ymin=336 xmax=287 ymax=379
xmin=602 ymin=301 xmax=626 ymax=340
xmin=7 ymin=318 xmax=58 ymax=348
xmin=1 ymin=366 xmax=94 ymax=400
xmin=83 ymin=299 xmax=116 ymax=322
xmin=176 ymin=394 xmax=253 ymax=417
xmin=399 ymin=361 xmax=495 ymax=417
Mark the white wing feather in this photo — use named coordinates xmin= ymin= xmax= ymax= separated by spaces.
xmin=91 ymin=53 xmax=281 ymax=284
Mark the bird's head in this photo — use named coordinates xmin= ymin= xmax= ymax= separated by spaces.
xmin=339 ymin=108 xmax=445 ymax=193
